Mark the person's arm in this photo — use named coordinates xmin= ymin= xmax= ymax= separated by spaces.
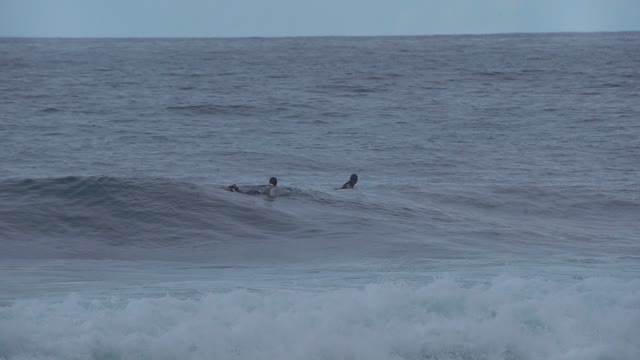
xmin=226 ymin=184 xmax=242 ymax=192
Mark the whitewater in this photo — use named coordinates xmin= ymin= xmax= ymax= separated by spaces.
xmin=1 ymin=33 xmax=639 ymax=360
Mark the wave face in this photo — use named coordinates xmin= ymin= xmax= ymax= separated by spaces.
xmin=0 ymin=176 xmax=309 ymax=261
xmin=0 ymin=175 xmax=434 ymax=261
xmin=1 ymin=276 xmax=639 ymax=360
xmin=1 ymin=176 xmax=638 ymax=262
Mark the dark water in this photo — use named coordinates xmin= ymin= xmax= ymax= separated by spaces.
xmin=1 ymin=33 xmax=639 ymax=359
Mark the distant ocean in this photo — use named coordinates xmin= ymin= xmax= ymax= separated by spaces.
xmin=1 ymin=33 xmax=639 ymax=360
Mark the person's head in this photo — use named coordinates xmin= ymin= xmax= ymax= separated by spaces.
xmin=269 ymin=177 xmax=278 ymax=186
xmin=349 ymin=174 xmax=358 ymax=185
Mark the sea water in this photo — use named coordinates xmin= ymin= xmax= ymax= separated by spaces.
xmin=1 ymin=33 xmax=639 ymax=359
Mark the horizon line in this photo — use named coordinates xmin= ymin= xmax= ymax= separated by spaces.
xmin=1 ymin=30 xmax=639 ymax=40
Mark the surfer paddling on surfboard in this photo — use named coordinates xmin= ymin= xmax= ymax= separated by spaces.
xmin=340 ymin=174 xmax=358 ymax=189
xmin=226 ymin=177 xmax=278 ymax=196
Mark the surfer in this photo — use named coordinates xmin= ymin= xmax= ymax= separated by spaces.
xmin=340 ymin=174 xmax=358 ymax=189
xmin=226 ymin=177 xmax=277 ymax=196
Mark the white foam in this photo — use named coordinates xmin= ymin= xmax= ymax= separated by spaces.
xmin=1 ymin=275 xmax=638 ymax=360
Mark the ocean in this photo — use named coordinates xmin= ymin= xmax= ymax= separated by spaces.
xmin=1 ymin=32 xmax=639 ymax=360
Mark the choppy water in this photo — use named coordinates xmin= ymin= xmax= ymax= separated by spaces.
xmin=1 ymin=33 xmax=639 ymax=360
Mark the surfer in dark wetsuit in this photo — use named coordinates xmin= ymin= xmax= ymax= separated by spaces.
xmin=340 ymin=174 xmax=358 ymax=189
xmin=227 ymin=177 xmax=277 ymax=196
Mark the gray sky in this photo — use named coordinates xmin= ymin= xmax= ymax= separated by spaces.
xmin=1 ymin=0 xmax=639 ymax=37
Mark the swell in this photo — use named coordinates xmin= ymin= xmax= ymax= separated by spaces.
xmin=0 ymin=176 xmax=301 ymax=259
xmin=0 ymin=176 xmax=469 ymax=261
xmin=421 ymin=184 xmax=640 ymax=218
xmin=1 ymin=177 xmax=637 ymax=261
xmin=0 ymin=176 xmax=438 ymax=261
